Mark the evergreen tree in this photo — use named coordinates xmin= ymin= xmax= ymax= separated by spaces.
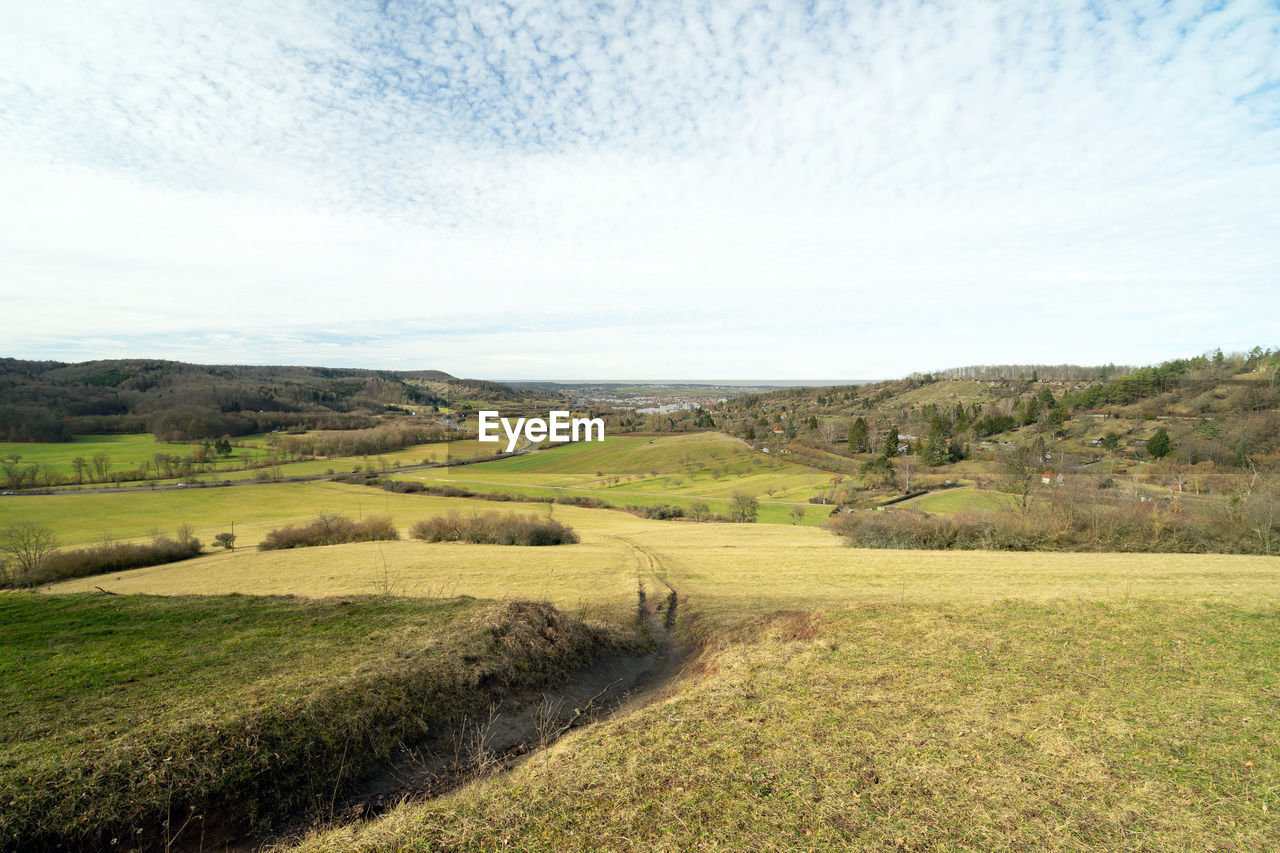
xmin=919 ymin=435 xmax=948 ymax=466
xmin=1147 ymin=428 xmax=1172 ymax=459
xmin=883 ymin=426 xmax=899 ymax=457
xmin=847 ymin=417 xmax=869 ymax=453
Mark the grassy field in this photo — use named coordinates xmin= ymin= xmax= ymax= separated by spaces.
xmin=0 ymin=433 xmax=497 ymax=488
xmin=433 ymin=433 xmax=833 ymax=500
xmin=12 ymin=464 xmax=1280 ymax=850
xmin=0 ymin=479 xmax=570 ymax=549
xmin=295 ymin=599 xmax=1280 ymax=852
xmin=393 ymin=432 xmax=838 ymax=524
xmin=34 ymin=486 xmax=1280 ymax=624
xmin=0 ymin=593 xmax=627 ymax=849
xmin=0 ymin=433 xmax=219 ymax=476
xmin=909 ymin=487 xmax=1017 ymax=514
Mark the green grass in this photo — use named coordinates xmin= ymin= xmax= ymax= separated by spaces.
xmin=402 ymin=432 xmax=837 ymax=524
xmin=0 ymin=593 xmax=628 ymax=849
xmin=0 ymin=434 xmax=497 ymax=489
xmin=406 ymin=476 xmax=833 ymax=525
xmin=294 ymin=599 xmax=1280 ymax=852
xmin=0 ymin=433 xmax=214 ymax=477
xmin=910 ymin=487 xmax=1016 ymax=514
xmin=0 ymin=479 xmax=564 ymax=549
xmin=13 ymin=466 xmax=1280 ymax=850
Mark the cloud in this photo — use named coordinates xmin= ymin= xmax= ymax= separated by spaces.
xmin=1 ymin=0 xmax=1278 ymax=377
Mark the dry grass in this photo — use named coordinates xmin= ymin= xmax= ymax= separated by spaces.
xmin=45 ymin=499 xmax=1280 ymax=627
xmin=289 ymin=599 xmax=1280 ymax=852
xmin=0 ymin=594 xmax=635 ymax=850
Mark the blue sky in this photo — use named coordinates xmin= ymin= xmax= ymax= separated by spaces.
xmin=2 ymin=0 xmax=1278 ymax=379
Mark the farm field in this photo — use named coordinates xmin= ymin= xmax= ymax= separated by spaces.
xmin=908 ymin=487 xmax=1017 ymax=514
xmin=34 ymin=486 xmax=1280 ymax=621
xmin=10 ymin=460 xmax=1280 ymax=851
xmin=0 ymin=480 xmax=567 ymax=549
xmin=0 ymin=433 xmax=222 ymax=476
xmin=435 ymin=433 xmax=832 ymax=500
xmin=0 ymin=434 xmax=497 ymax=489
xmin=397 ymin=432 xmax=838 ymax=524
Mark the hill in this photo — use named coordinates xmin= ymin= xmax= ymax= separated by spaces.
xmin=0 ymin=358 xmax=545 ymax=441
xmin=714 ymin=346 xmax=1280 ymax=481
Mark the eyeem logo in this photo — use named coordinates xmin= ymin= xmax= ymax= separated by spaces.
xmin=477 ymin=411 xmax=605 ymax=453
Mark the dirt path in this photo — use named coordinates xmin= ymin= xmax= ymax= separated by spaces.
xmin=242 ymin=539 xmax=692 ymax=852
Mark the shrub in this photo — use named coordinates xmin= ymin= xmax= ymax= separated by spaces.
xmin=409 ymin=511 xmax=579 ymax=546
xmin=554 ymin=495 xmax=610 ymax=508
xmin=824 ymin=493 xmax=1275 ymax=555
xmin=258 ymin=513 xmax=399 ymax=551
xmin=381 ymin=480 xmax=426 ymax=494
xmin=624 ymin=504 xmax=685 ymax=520
xmin=32 ymin=536 xmax=204 ymax=585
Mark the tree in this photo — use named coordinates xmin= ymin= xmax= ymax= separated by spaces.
xmin=895 ymin=456 xmax=917 ymax=493
xmin=1019 ymin=396 xmax=1041 ymax=426
xmin=214 ymin=532 xmax=237 ymax=550
xmin=1147 ymin=428 xmax=1172 ymax=459
xmin=919 ymin=435 xmax=948 ymax=466
xmin=788 ymin=505 xmax=806 ymax=524
xmin=729 ymin=492 xmax=758 ymax=523
xmin=883 ymin=427 xmax=899 ymax=458
xmin=847 ymin=418 xmax=869 ymax=453
xmin=176 ymin=524 xmax=199 ymax=549
xmin=859 ymin=455 xmax=895 ymax=489
xmin=1 ymin=522 xmax=58 ymax=586
xmin=91 ymin=453 xmax=112 ymax=484
xmin=1 ymin=454 xmax=31 ymax=491
xmin=999 ymin=443 xmax=1040 ymax=511
xmin=689 ymin=501 xmax=711 ymax=522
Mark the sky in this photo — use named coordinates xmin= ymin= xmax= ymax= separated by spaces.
xmin=2 ymin=0 xmax=1278 ymax=380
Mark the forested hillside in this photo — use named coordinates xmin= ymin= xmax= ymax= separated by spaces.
xmin=0 ymin=359 xmax=533 ymax=441
xmin=715 ymin=346 xmax=1280 ymax=482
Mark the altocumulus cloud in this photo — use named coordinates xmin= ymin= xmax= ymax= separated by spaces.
xmin=1 ymin=0 xmax=1277 ymax=378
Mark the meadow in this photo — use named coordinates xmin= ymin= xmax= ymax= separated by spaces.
xmin=405 ymin=432 xmax=838 ymax=525
xmin=28 ymin=484 xmax=1280 ymax=623
xmin=907 ymin=487 xmax=1016 ymax=514
xmin=4 ymin=436 xmax=1279 ymax=850
xmin=294 ymin=598 xmax=1280 ymax=852
xmin=0 ymin=593 xmax=626 ymax=849
xmin=0 ymin=433 xmax=497 ymax=489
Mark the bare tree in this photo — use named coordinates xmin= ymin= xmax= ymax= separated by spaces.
xmin=1 ymin=454 xmax=33 ymax=490
xmin=728 ymin=492 xmax=759 ymax=523
xmin=895 ymin=456 xmax=917 ymax=494
xmin=91 ymin=453 xmax=111 ymax=484
xmin=1 ymin=522 xmax=59 ymax=586
xmin=999 ymin=444 xmax=1039 ymax=512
